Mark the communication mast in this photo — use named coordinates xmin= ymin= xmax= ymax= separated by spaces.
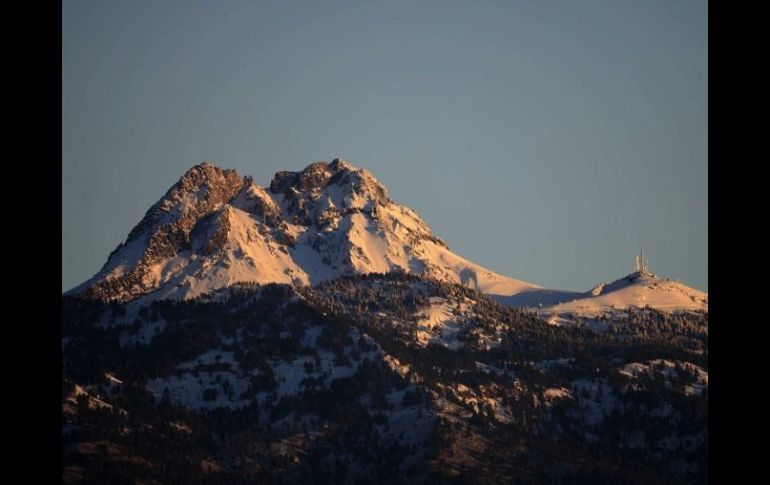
xmin=634 ymin=250 xmax=649 ymax=274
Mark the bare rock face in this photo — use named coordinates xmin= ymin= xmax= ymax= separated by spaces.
xmin=231 ymin=182 xmax=282 ymax=226
xmin=82 ymin=163 xmax=247 ymax=301
xmin=126 ymin=163 xmax=245 ymax=244
xmin=190 ymin=207 xmax=233 ymax=257
xmin=270 ymin=158 xmax=391 ymax=226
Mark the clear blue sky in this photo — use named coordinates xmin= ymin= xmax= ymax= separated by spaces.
xmin=62 ymin=0 xmax=707 ymax=292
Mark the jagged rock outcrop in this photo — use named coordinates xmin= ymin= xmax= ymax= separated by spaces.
xmin=81 ymin=163 xmax=248 ymax=301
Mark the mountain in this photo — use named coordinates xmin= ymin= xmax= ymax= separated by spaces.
xmin=70 ymin=158 xmax=706 ymax=320
xmin=63 ymin=274 xmax=708 ymax=484
xmin=494 ymin=270 xmax=708 ymax=325
xmin=70 ymin=159 xmax=539 ymax=302
xmin=538 ymin=270 xmax=708 ymax=323
xmin=62 ymin=159 xmax=708 ymax=483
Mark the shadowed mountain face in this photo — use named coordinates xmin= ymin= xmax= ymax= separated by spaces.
xmin=490 ymin=288 xmax=588 ymax=308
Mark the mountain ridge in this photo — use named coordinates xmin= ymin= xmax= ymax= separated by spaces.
xmin=72 ymin=159 xmax=539 ymax=302
xmin=69 ymin=158 xmax=706 ymax=318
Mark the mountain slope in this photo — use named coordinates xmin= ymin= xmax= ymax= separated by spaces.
xmin=62 ymin=159 xmax=708 ymax=483
xmin=71 ymin=159 xmax=541 ymax=302
xmin=539 ymin=271 xmax=708 ymax=321
xmin=62 ymin=274 xmax=708 ymax=484
xmin=492 ymin=270 xmax=707 ymax=321
xmin=69 ymin=158 xmax=707 ymax=319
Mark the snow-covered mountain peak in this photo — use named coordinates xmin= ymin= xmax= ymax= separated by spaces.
xmin=69 ymin=158 xmax=706 ymax=316
xmin=126 ymin=162 xmax=246 ymax=243
xmin=270 ymin=158 xmax=381 ymax=193
xmin=269 ymin=159 xmax=390 ymax=223
xmin=71 ymin=158 xmax=537 ymax=302
xmin=538 ymin=270 xmax=708 ymax=323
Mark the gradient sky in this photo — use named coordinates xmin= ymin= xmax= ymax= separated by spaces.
xmin=62 ymin=0 xmax=707 ymax=293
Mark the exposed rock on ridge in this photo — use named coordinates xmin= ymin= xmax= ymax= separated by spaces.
xmin=82 ymin=163 xmax=247 ymax=300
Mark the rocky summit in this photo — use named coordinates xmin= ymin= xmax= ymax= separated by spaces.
xmin=71 ymin=159 xmax=707 ymax=327
xmin=72 ymin=159 xmax=537 ymax=303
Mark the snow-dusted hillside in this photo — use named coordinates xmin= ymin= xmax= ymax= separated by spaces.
xmin=62 ymin=274 xmax=709 ymax=483
xmin=534 ymin=271 xmax=708 ymax=325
